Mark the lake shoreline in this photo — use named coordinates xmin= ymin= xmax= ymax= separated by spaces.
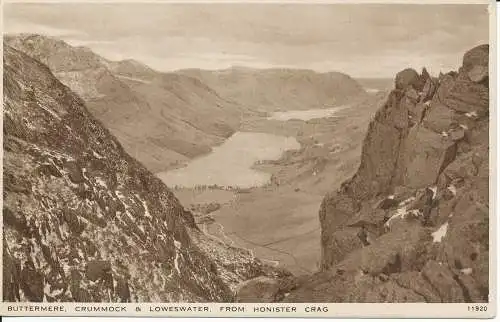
xmin=163 ymin=96 xmax=382 ymax=274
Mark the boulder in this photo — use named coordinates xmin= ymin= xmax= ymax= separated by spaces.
xmin=449 ymin=127 xmax=466 ymax=141
xmin=409 ymin=102 xmax=430 ymax=125
xmin=320 ymin=191 xmax=359 ymax=234
xmin=463 ymin=44 xmax=489 ymax=70
xmin=439 ymin=213 xmax=488 ymax=289
xmin=401 ymin=125 xmax=458 ymax=189
xmin=434 ymin=73 xmax=457 ymax=104
xmin=86 ymin=260 xmax=112 ymax=282
xmin=391 ymin=99 xmax=410 ymax=130
xmin=422 ymin=103 xmax=456 ymax=133
xmin=235 ymin=276 xmax=281 ymax=303
xmin=335 ymin=221 xmax=430 ymax=276
xmin=321 ymin=227 xmax=363 ymax=270
xmin=421 ymin=78 xmax=438 ymax=103
xmin=395 ymin=68 xmax=420 ymax=90
xmin=350 ymin=116 xmax=403 ymax=198
xmin=345 ymin=202 xmax=387 ymax=237
xmin=443 ymin=151 xmax=478 ymax=182
xmin=421 ymin=260 xmax=465 ymax=302
xmin=393 ymin=271 xmax=441 ymax=302
xmin=468 ymin=65 xmax=488 ymax=84
xmin=37 ymin=163 xmax=63 ymax=178
xmin=3 ymin=249 xmax=21 ymax=301
xmin=4 ymin=174 xmax=32 ymax=194
xmin=362 ymin=279 xmax=426 ymax=302
xmin=442 ymin=79 xmax=488 ymax=113
xmin=20 ymin=262 xmax=44 ymax=302
xmin=64 ymin=161 xmax=85 ymax=184
xmin=462 ymin=44 xmax=489 ymax=83
xmin=115 ymin=276 xmax=131 ymax=302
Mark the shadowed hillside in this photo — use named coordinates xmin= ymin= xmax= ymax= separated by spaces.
xmin=3 ymin=44 xmax=291 ymax=302
xmin=4 ymin=34 xmax=251 ymax=173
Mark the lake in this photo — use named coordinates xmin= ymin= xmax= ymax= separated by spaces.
xmin=267 ymin=105 xmax=349 ymax=121
xmin=157 ymin=132 xmax=300 ymax=189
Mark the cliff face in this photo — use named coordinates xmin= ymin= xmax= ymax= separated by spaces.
xmin=286 ymin=44 xmax=489 ymax=302
xmin=2 ymin=45 xmax=276 ymax=303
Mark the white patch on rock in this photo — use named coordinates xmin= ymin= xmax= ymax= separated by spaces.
xmin=44 ymin=282 xmax=64 ymax=297
xmin=459 ymin=124 xmax=469 ymax=130
xmin=81 ymin=168 xmax=90 ymax=180
xmin=62 ymin=263 xmax=71 ymax=276
xmin=387 ymin=195 xmax=395 ymax=200
xmin=136 ymin=194 xmax=151 ymax=218
xmin=385 ymin=205 xmax=407 ymax=228
xmin=77 ymin=249 xmax=85 ymax=259
xmin=95 ymin=177 xmax=107 ymax=188
xmin=432 ymin=222 xmax=449 ymax=243
xmin=447 ymin=185 xmax=457 ymax=196
xmin=424 ymin=101 xmax=431 ymax=107
xmin=398 ymin=196 xmax=416 ymax=207
xmin=173 ymin=240 xmax=182 ymax=275
xmin=115 ymin=190 xmax=125 ymax=200
xmin=38 ymin=103 xmax=61 ymax=120
xmin=460 ymin=268 xmax=473 ymax=275
xmin=465 ymin=111 xmax=478 ymax=118
xmin=441 ymin=131 xmax=449 ymax=137
xmin=429 ymin=186 xmax=438 ymax=200
xmin=92 ymin=150 xmax=104 ymax=159
xmin=407 ymin=209 xmax=422 ymax=218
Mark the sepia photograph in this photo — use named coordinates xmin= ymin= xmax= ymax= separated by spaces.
xmin=0 ymin=0 xmax=496 ymax=318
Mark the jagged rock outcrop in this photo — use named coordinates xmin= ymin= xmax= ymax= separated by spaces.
xmin=287 ymin=44 xmax=489 ymax=302
xmin=2 ymin=45 xmax=274 ymax=302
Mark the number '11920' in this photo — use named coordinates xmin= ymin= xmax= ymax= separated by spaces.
xmin=468 ymin=305 xmax=488 ymax=312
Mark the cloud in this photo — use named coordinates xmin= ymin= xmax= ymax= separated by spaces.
xmin=3 ymin=3 xmax=489 ymax=77
xmin=3 ymin=21 xmax=86 ymax=39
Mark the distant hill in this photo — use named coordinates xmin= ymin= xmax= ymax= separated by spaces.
xmin=179 ymin=66 xmax=367 ymax=112
xmin=5 ymin=34 xmax=251 ymax=172
xmin=355 ymin=78 xmax=394 ymax=92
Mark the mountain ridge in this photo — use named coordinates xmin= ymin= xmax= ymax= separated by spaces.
xmin=178 ymin=67 xmax=367 ymax=112
xmin=4 ymin=33 xmax=248 ymax=173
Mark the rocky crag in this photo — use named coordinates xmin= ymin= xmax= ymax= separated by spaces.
xmin=2 ymin=45 xmax=290 ymax=302
xmin=283 ymin=44 xmax=490 ymax=302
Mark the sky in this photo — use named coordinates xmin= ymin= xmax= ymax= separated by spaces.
xmin=3 ymin=3 xmax=490 ymax=78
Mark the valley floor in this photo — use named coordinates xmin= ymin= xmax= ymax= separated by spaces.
xmin=171 ymin=93 xmax=383 ymax=275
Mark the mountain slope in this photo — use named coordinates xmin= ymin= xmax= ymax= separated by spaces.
xmin=179 ymin=66 xmax=367 ymax=112
xmin=284 ymin=44 xmax=490 ymax=302
xmin=2 ymin=44 xmax=277 ymax=302
xmin=4 ymin=34 xmax=249 ymax=173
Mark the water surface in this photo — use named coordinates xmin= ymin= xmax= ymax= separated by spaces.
xmin=157 ymin=132 xmax=300 ymax=189
xmin=267 ymin=105 xmax=349 ymax=121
